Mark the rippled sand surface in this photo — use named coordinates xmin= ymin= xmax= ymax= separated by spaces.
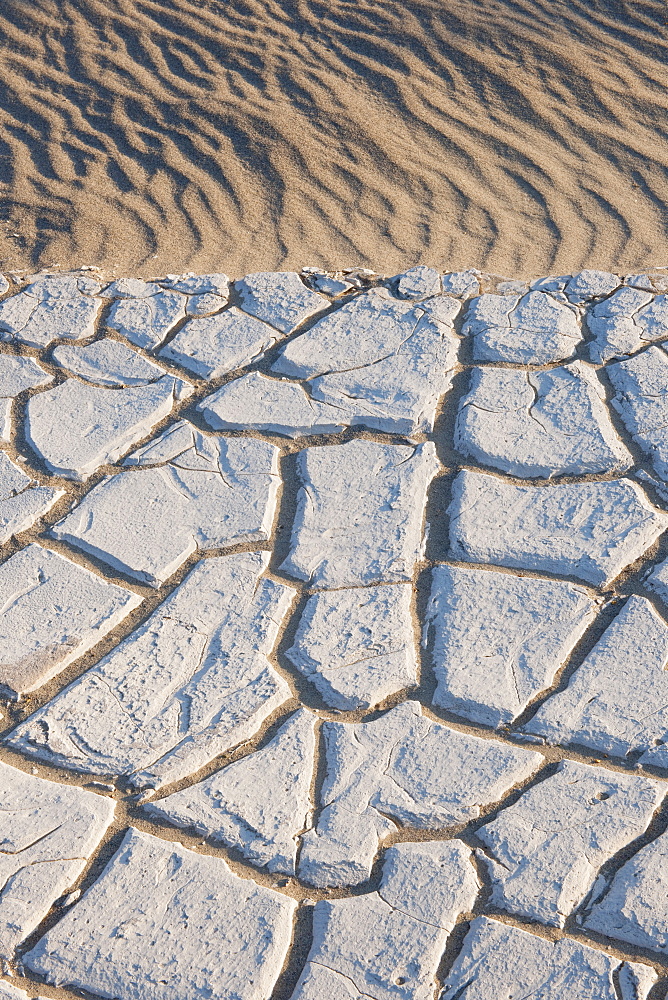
xmin=0 ymin=0 xmax=667 ymax=277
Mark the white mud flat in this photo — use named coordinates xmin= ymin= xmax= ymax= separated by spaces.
xmin=1 ymin=265 xmax=668 ymax=1000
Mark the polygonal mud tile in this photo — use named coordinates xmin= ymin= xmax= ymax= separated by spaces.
xmin=0 ymin=355 xmax=52 ymax=441
xmin=439 ymin=916 xmax=656 ymax=1000
xmin=23 ymin=828 xmax=296 ymax=1000
xmin=608 ymin=345 xmax=668 ymax=481
xmin=525 ymin=595 xmax=668 ymax=764
xmin=272 ymin=288 xmax=460 ymax=434
xmin=158 ymin=272 xmax=230 ymax=315
xmin=288 ymin=965 xmax=367 ymax=999
xmin=447 ymin=470 xmax=668 ymax=587
xmin=199 ymin=372 xmax=354 ymax=437
xmin=286 ymin=583 xmax=417 ymax=710
xmin=7 ymin=553 xmax=294 ymax=789
xmin=585 ymin=826 xmax=668 ymax=956
xmin=52 ymin=338 xmax=169 ymax=386
xmin=0 ymin=451 xmax=64 ymax=544
xmin=281 ymin=439 xmax=439 ymax=589
xmin=292 ymin=841 xmax=479 ymax=1000
xmin=159 ymin=307 xmax=282 ymax=379
xmin=529 ymin=274 xmax=571 ymax=295
xmin=0 ymin=275 xmax=101 ymax=348
xmin=454 ymin=363 xmax=631 ymax=477
xmin=308 ymin=274 xmax=354 ymax=296
xmin=494 ymin=279 xmax=529 ymax=295
xmin=461 ymin=290 xmax=581 ymax=363
xmin=145 ymin=709 xmax=316 ymax=874
xmin=184 ymin=291 xmax=228 ymax=315
xmin=625 ymin=274 xmax=657 ymax=291
xmin=646 ymin=554 xmax=668 ymax=604
xmin=25 ymin=373 xmax=192 ymax=480
xmin=50 ymin=422 xmax=280 ymax=586
xmin=298 ymin=700 xmax=541 ymax=887
xmin=441 ymin=269 xmax=480 ymax=298
xmin=236 ymin=271 xmax=328 ymax=333
xmin=0 ymin=543 xmax=140 ymax=698
xmin=585 ymin=286 xmax=655 ymax=362
xmin=618 ymin=294 xmax=667 ymax=351
xmin=425 ymin=564 xmax=595 ymax=727
xmin=564 ymin=269 xmax=621 ymax=303
xmin=477 ymin=760 xmax=663 ymax=927
xmin=393 ymin=265 xmax=442 ymax=299
xmin=106 ymin=281 xmax=186 ymax=350
xmin=0 ymin=761 xmax=115 ymax=959
xmin=101 ymin=278 xmax=157 ymax=298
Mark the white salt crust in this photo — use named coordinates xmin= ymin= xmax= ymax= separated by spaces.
xmin=309 ymin=274 xmax=354 ymax=296
xmin=199 ymin=371 xmax=353 ymax=437
xmin=441 ymin=269 xmax=480 ymax=297
xmin=0 ymin=543 xmax=140 ymax=698
xmin=454 ymin=363 xmax=631 ymax=478
xmin=586 ymin=287 xmax=668 ymax=363
xmin=448 ymin=470 xmax=668 ymax=587
xmin=564 ymin=269 xmax=621 ymax=303
xmin=8 ymin=553 xmax=294 ymax=788
xmin=0 ymin=275 xmax=101 ymax=348
xmin=585 ymin=826 xmax=668 ymax=956
xmin=394 ymin=265 xmax=442 ymax=299
xmin=525 ymin=594 xmax=668 ymax=764
xmin=2 ymin=267 xmax=668 ymax=1000
xmin=292 ymin=840 xmax=479 ymax=1000
xmin=272 ymin=288 xmax=459 ymax=435
xmin=183 ymin=291 xmax=228 ymax=315
xmin=236 ymin=270 xmax=329 ymax=333
xmin=439 ymin=916 xmax=657 ymax=1000
xmin=23 ymin=827 xmax=296 ymax=1000
xmin=298 ymin=700 xmax=541 ymax=888
xmin=50 ymin=422 xmax=280 ymax=586
xmin=461 ymin=289 xmax=581 ymax=363
xmin=158 ymin=272 xmax=230 ymax=294
xmin=281 ymin=438 xmax=439 ymax=588
xmin=285 ymin=584 xmax=417 ymax=710
xmin=0 ymin=355 xmax=51 ymax=441
xmin=144 ymin=709 xmax=316 ymax=874
xmin=107 ymin=285 xmax=186 ymax=350
xmin=101 ymin=278 xmax=159 ymax=298
xmin=159 ymin=306 xmax=280 ymax=379
xmin=51 ymin=339 xmax=168 ymax=386
xmin=25 ymin=374 xmax=192 ymax=480
xmin=0 ymin=761 xmax=115 ymax=959
xmin=426 ymin=564 xmax=595 ymax=728
xmin=0 ymin=982 xmax=48 ymax=1000
xmin=0 ymin=451 xmax=63 ymax=544
xmin=608 ymin=345 xmax=668 ymax=481
xmin=158 ymin=272 xmax=230 ymax=312
xmin=647 ymin=553 xmax=668 ymax=604
xmin=477 ymin=759 xmax=663 ymax=927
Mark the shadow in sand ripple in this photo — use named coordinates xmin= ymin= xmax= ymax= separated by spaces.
xmin=0 ymin=0 xmax=667 ymax=276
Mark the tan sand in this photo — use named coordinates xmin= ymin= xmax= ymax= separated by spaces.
xmin=0 ymin=0 xmax=667 ymax=279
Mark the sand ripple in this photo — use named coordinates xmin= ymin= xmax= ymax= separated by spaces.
xmin=0 ymin=0 xmax=667 ymax=276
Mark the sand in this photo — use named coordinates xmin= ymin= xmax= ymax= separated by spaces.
xmin=0 ymin=0 xmax=667 ymax=278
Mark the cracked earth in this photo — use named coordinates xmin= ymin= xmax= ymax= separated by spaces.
xmin=0 ymin=264 xmax=668 ymax=999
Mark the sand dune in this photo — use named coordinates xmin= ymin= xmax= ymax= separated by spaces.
xmin=0 ymin=0 xmax=667 ymax=277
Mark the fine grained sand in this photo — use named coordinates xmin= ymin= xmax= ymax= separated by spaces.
xmin=0 ymin=0 xmax=667 ymax=278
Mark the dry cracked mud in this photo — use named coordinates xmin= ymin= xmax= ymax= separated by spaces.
xmin=0 ymin=264 xmax=667 ymax=1000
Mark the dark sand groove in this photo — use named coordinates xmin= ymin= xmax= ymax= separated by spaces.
xmin=0 ymin=0 xmax=667 ymax=277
